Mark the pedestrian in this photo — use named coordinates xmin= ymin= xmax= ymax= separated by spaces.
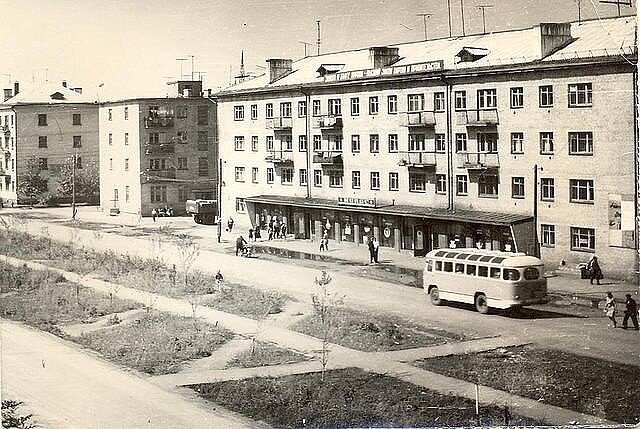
xmin=372 ymin=237 xmax=380 ymax=263
xmin=248 ymin=228 xmax=254 ymax=241
xmin=227 ymin=217 xmax=235 ymax=233
xmin=604 ymin=292 xmax=617 ymax=328
xmin=322 ymin=230 xmax=329 ymax=251
xmin=622 ymin=293 xmax=639 ymax=330
xmin=587 ymin=256 xmax=603 ymax=285
xmin=151 ymin=208 xmax=157 ymax=222
xmin=319 ymin=231 xmax=326 ymax=252
xmin=280 ymin=223 xmax=287 ymax=239
xmin=254 ymin=227 xmax=261 ymax=241
xmin=235 ymin=235 xmax=247 ymax=256
xmin=367 ymin=236 xmax=375 ymax=264
xmin=168 ymin=264 xmax=177 ymax=287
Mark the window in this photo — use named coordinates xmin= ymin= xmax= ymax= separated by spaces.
xmin=234 ymin=105 xmax=244 ymax=121
xmin=251 ymin=104 xmax=258 ymax=120
xmin=510 ymin=87 xmax=524 ymax=108
xmin=177 ymin=157 xmax=188 ymax=170
xmin=568 ymin=83 xmax=592 ymax=107
xmin=409 ymin=173 xmax=426 ymax=192
xmin=124 ymin=133 xmax=129 ymax=145
xmin=234 ymin=136 xmax=245 ymax=151
xmin=388 ymin=134 xmax=398 ymax=153
xmin=124 ymin=107 xmax=130 ymax=120
xmin=124 ymin=158 xmax=129 ymax=171
xmin=70 ymin=135 xmax=81 ymax=148
xmin=150 ymin=186 xmax=167 ymax=203
xmin=109 ymin=158 xmax=113 ymax=170
xmin=266 ymin=167 xmax=274 ymax=183
xmin=456 ymin=175 xmax=468 ymax=195
xmin=389 ymin=172 xmax=399 ymax=191
xmin=571 ymin=227 xmax=595 ymax=251
xmin=408 ymin=94 xmax=424 ymax=112
xmin=478 ymin=266 xmax=489 ymax=277
xmin=149 ymin=159 xmax=167 ymax=170
xmin=299 ymin=169 xmax=307 ymax=186
xmin=478 ymin=175 xmax=498 ymax=197
xmin=568 ymin=132 xmax=593 ymax=155
xmin=370 ymin=172 xmax=380 ymax=190
xmin=436 ymin=174 xmax=447 ymax=193
xmin=252 ymin=136 xmax=259 ymax=152
xmin=38 ymin=114 xmax=47 ymax=126
xmin=298 ymin=135 xmax=307 ymax=151
xmin=313 ymin=169 xmax=322 ymax=186
xmin=570 ymin=179 xmax=594 ymax=203
xmin=298 ymin=101 xmax=307 ymax=118
xmin=280 ymin=102 xmax=292 ymax=118
xmin=236 ymin=198 xmax=247 ymax=213
xmin=329 ymin=170 xmax=343 ymax=187
xmin=541 ymin=178 xmax=555 ymax=201
xmin=351 ymin=135 xmax=361 ymax=153
xmin=368 ymin=96 xmax=379 ymax=115
xmin=511 ymin=132 xmax=524 ymax=154
xmin=328 ymin=99 xmax=341 ymax=116
xmin=433 ymin=92 xmax=445 ymax=112
xmin=387 ymin=95 xmax=398 ymax=114
xmin=477 ymin=133 xmax=497 ymax=153
xmin=197 ymin=131 xmax=208 ymax=150
xmin=312 ymin=100 xmax=321 ymax=116
xmin=409 ymin=134 xmax=426 ymax=152
xmin=455 ymin=133 xmax=467 ymax=152
xmin=252 ymin=167 xmax=258 ymax=183
xmin=281 ymin=168 xmax=294 ymax=184
xmin=107 ymin=109 xmax=112 ymax=121
xmin=435 ymin=134 xmax=446 ymax=153
xmin=282 ymin=135 xmax=293 ymax=151
xmin=177 ymin=131 xmax=188 ymax=143
xmin=198 ymin=158 xmax=208 ymax=176
xmin=38 ymin=136 xmax=47 ymax=148
xmin=369 ymin=134 xmax=379 ymax=153
xmin=72 ymin=113 xmax=81 ymax=125
xmin=313 ymin=135 xmax=321 ymax=151
xmin=352 ymin=171 xmax=361 ymax=189
xmin=454 ymin=91 xmax=467 ymax=110
xmin=125 ymin=186 xmax=130 ymax=203
xmin=149 ymin=132 xmax=160 ymax=145
xmin=477 ymin=89 xmax=497 ymax=109
xmin=511 ymin=177 xmax=525 ymax=198
xmin=466 ymin=264 xmax=477 ymax=276
xmin=541 ymin=224 xmax=556 ymax=247
xmin=265 ymin=103 xmax=273 ymax=119
xmin=39 ymin=158 xmax=48 ymax=170
xmin=266 ymin=136 xmax=274 ymax=151
xmin=540 ymin=132 xmax=554 ymax=154
xmin=350 ymin=97 xmax=360 ymax=116
xmin=539 ymin=85 xmax=553 ymax=107
xmin=177 ymin=186 xmax=189 ymax=202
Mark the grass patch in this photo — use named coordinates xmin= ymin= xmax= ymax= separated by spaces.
xmin=415 ymin=345 xmax=640 ymax=424
xmin=0 ymin=262 xmax=140 ymax=336
xmin=226 ymin=341 xmax=311 ymax=368
xmin=200 ymin=284 xmax=286 ymax=319
xmin=292 ymin=306 xmax=467 ymax=352
xmin=188 ymin=367 xmax=539 ymax=427
xmin=75 ymin=311 xmax=234 ymax=375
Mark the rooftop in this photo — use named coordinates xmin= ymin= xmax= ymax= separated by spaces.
xmin=1 ymin=83 xmax=96 ymax=106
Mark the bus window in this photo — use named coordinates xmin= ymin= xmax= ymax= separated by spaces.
xmin=466 ymin=264 xmax=477 ymax=275
xmin=456 ymin=253 xmax=471 ymax=260
xmin=426 ymin=260 xmax=433 ymax=272
xmin=468 ymin=255 xmax=481 ymax=261
xmin=490 ymin=267 xmax=501 ymax=279
xmin=480 ymin=256 xmax=493 ymax=262
xmin=455 ymin=263 xmax=464 ymax=273
xmin=435 ymin=261 xmax=442 ymax=271
xmin=503 ymin=269 xmax=520 ymax=281
xmin=524 ymin=267 xmax=540 ymax=280
xmin=435 ymin=251 xmax=447 ymax=257
xmin=478 ymin=266 xmax=488 ymax=277
xmin=444 ymin=262 xmax=453 ymax=272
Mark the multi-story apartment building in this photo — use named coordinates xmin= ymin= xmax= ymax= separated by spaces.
xmin=99 ymin=80 xmax=217 ymax=216
xmin=0 ymin=82 xmax=99 ymax=206
xmin=215 ymin=16 xmax=637 ymax=280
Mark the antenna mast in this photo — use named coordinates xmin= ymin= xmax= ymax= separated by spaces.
xmin=460 ymin=0 xmax=466 ymax=36
xmin=477 ymin=5 xmax=493 ymax=34
xmin=416 ymin=13 xmax=433 ymax=40
xmin=316 ymin=20 xmax=321 ymax=55
xmin=599 ymin=0 xmax=633 ymax=16
xmin=446 ymin=0 xmax=453 ymax=37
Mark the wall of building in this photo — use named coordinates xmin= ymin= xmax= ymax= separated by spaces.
xmin=0 ymin=108 xmax=17 ymax=205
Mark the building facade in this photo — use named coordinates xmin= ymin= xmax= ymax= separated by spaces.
xmin=216 ymin=16 xmax=637 ymax=280
xmin=99 ymin=81 xmax=217 ymax=216
xmin=0 ymin=82 xmax=99 ymax=206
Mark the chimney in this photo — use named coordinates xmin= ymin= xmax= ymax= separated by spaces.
xmin=537 ymin=23 xmax=573 ymax=58
xmin=73 ymin=87 xmax=83 ymax=94
xmin=13 ymin=82 xmax=19 ymax=96
xmin=266 ymin=59 xmax=292 ymax=84
xmin=3 ymin=89 xmax=12 ymax=102
xmin=369 ymin=47 xmax=400 ymax=69
xmin=62 ymin=80 xmax=67 ymax=88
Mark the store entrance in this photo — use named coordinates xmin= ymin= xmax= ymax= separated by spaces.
xmin=413 ymin=224 xmax=430 ymax=257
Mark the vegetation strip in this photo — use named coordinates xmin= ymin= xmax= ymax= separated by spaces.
xmin=225 ymin=341 xmax=311 ymax=369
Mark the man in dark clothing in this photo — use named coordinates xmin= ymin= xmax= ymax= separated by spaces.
xmin=622 ymin=294 xmax=639 ymax=330
xmin=235 ymin=235 xmax=247 ymax=256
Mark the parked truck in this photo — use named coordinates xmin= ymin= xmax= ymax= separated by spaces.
xmin=185 ymin=199 xmax=218 ymax=225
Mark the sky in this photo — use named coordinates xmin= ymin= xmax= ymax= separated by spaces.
xmin=1 ymin=0 xmax=636 ymax=100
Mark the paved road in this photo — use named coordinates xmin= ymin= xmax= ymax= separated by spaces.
xmin=1 ymin=320 xmax=257 ymax=429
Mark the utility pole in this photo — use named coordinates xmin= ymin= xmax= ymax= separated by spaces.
xmin=477 ymin=5 xmax=493 ymax=34
xmin=460 ymin=0 xmax=466 ymax=36
xmin=446 ymin=0 xmax=453 ymax=37
xmin=217 ymin=158 xmax=223 ymax=243
xmin=71 ymin=151 xmax=77 ymax=220
xmin=599 ymin=0 xmax=633 ymax=16
xmin=416 ymin=13 xmax=432 ymax=40
xmin=316 ymin=20 xmax=321 ymax=56
xmin=299 ymin=41 xmax=312 ymax=57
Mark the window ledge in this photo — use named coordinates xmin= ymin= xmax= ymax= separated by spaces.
xmin=478 ymin=194 xmax=499 ymax=199
xmin=570 ymin=247 xmax=595 ymax=253
xmin=568 ymin=153 xmax=593 ymax=156
xmin=570 ymin=200 xmax=594 ymax=205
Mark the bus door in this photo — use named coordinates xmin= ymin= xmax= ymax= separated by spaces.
xmin=413 ymin=224 xmax=430 ymax=257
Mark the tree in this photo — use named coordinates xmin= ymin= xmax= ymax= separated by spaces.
xmin=53 ymin=156 xmax=100 ymax=204
xmin=311 ymin=270 xmax=336 ymax=382
xmin=17 ymin=156 xmax=48 ymax=205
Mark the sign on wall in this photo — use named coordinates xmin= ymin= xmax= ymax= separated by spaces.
xmin=609 ymin=194 xmax=635 ymax=248
xmin=337 ymin=196 xmax=377 ymax=208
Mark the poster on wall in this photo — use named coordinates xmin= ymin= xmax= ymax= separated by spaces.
xmin=609 ymin=194 xmax=635 ymax=248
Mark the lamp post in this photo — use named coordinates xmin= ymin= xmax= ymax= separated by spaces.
xmin=217 ymin=157 xmax=223 ymax=243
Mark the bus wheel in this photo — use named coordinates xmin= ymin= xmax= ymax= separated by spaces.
xmin=475 ymin=293 xmax=489 ymax=314
xmin=429 ymin=287 xmax=442 ymax=306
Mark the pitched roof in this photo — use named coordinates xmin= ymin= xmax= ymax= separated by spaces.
xmin=1 ymin=83 xmax=96 ymax=106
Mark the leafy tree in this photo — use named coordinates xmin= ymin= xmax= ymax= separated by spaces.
xmin=17 ymin=156 xmax=48 ymax=205
xmin=53 ymin=155 xmax=100 ymax=203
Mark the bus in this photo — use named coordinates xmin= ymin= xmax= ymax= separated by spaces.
xmin=423 ymin=248 xmax=548 ymax=314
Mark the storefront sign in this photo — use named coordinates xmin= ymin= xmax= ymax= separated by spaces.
xmin=383 ymin=226 xmax=391 ymax=239
xmin=337 ymin=196 xmax=376 ymax=208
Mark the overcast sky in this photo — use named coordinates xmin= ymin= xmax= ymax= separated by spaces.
xmin=1 ymin=0 xmax=636 ymax=100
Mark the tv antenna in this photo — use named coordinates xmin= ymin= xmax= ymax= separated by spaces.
xmin=599 ymin=0 xmax=632 ymax=16
xmin=477 ymin=5 xmax=493 ymax=34
xmin=316 ymin=20 xmax=321 ymax=55
xmin=416 ymin=13 xmax=433 ymax=40
xmin=176 ymin=58 xmax=189 ymax=79
xmin=299 ymin=41 xmax=312 ymax=57
xmin=459 ymin=0 xmax=466 ymax=36
xmin=446 ymin=0 xmax=453 ymax=37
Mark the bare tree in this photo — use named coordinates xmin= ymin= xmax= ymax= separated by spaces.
xmin=174 ymin=233 xmax=200 ymax=291
xmin=141 ymin=232 xmax=167 ymax=312
xmin=311 ymin=270 xmax=335 ymax=382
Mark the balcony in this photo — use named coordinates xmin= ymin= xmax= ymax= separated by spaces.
xmin=312 ymin=115 xmax=343 ymax=130
xmin=401 ymin=111 xmax=436 ymax=128
xmin=145 ymin=142 xmax=175 ymax=155
xmin=456 ymin=109 xmax=499 ymax=127
xmin=144 ymin=114 xmax=175 ymax=128
xmin=0 ymin=125 xmax=9 ymax=135
xmin=265 ymin=150 xmax=294 ymax=165
xmin=457 ymin=152 xmax=500 ymax=169
xmin=313 ymin=150 xmax=343 ymax=165
xmin=397 ymin=151 xmax=437 ymax=168
xmin=0 ymin=167 xmax=8 ymax=176
xmin=142 ymin=168 xmax=176 ymax=182
xmin=266 ymin=117 xmax=293 ymax=131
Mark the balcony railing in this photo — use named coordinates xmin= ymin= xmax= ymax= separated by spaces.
xmin=142 ymin=168 xmax=177 ymax=182
xmin=457 ymin=152 xmax=500 ymax=169
xmin=313 ymin=150 xmax=343 ymax=165
xmin=402 ymin=111 xmax=436 ymax=128
xmin=456 ymin=109 xmax=499 ymax=127
xmin=397 ymin=151 xmax=437 ymax=168
xmin=266 ymin=117 xmax=293 ymax=130
xmin=145 ymin=142 xmax=175 ymax=155
xmin=265 ymin=150 xmax=294 ymax=164
xmin=0 ymin=167 xmax=8 ymax=176
xmin=0 ymin=125 xmax=9 ymax=135
xmin=312 ymin=115 xmax=343 ymax=130
xmin=144 ymin=115 xmax=175 ymax=128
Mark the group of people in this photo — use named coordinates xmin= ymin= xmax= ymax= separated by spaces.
xmin=604 ymin=292 xmax=639 ymax=330
xmin=267 ymin=219 xmax=287 ymax=240
xmin=151 ymin=206 xmax=175 ymax=222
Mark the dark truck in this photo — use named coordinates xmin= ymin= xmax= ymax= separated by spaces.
xmin=185 ymin=199 xmax=218 ymax=225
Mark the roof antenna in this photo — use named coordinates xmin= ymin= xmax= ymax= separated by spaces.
xmin=477 ymin=5 xmax=493 ymax=33
xmin=239 ymin=50 xmax=246 ymax=77
xmin=446 ymin=0 xmax=453 ymax=37
xmin=599 ymin=0 xmax=632 ymax=17
xmin=460 ymin=0 xmax=466 ymax=36
xmin=416 ymin=13 xmax=433 ymax=40
xmin=316 ymin=20 xmax=321 ymax=56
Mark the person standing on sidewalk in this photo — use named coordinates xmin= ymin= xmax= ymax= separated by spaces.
xmin=372 ymin=237 xmax=380 ymax=263
xmin=587 ymin=256 xmax=603 ymax=285
xmin=227 ymin=217 xmax=235 ymax=233
xmin=604 ymin=292 xmax=617 ymax=328
xmin=151 ymin=208 xmax=157 ymax=222
xmin=622 ymin=294 xmax=639 ymax=330
xmin=235 ymin=235 xmax=247 ymax=256
xmin=367 ymin=236 xmax=375 ymax=264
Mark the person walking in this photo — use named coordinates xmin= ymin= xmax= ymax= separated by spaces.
xmin=227 ymin=217 xmax=235 ymax=233
xmin=367 ymin=236 xmax=375 ymax=264
xmin=254 ymin=227 xmax=261 ymax=241
xmin=604 ymin=292 xmax=617 ymax=328
xmin=587 ymin=256 xmax=603 ymax=285
xmin=248 ymin=228 xmax=254 ymax=241
xmin=235 ymin=235 xmax=247 ymax=256
xmin=280 ymin=223 xmax=287 ymax=239
xmin=622 ymin=294 xmax=639 ymax=330
xmin=151 ymin=208 xmax=157 ymax=222
xmin=322 ymin=230 xmax=329 ymax=251
xmin=372 ymin=237 xmax=380 ymax=263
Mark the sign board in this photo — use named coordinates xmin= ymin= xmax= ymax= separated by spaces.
xmin=337 ymin=196 xmax=376 ymax=208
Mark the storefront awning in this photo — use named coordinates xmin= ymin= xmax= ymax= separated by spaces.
xmin=244 ymin=195 xmax=532 ymax=226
